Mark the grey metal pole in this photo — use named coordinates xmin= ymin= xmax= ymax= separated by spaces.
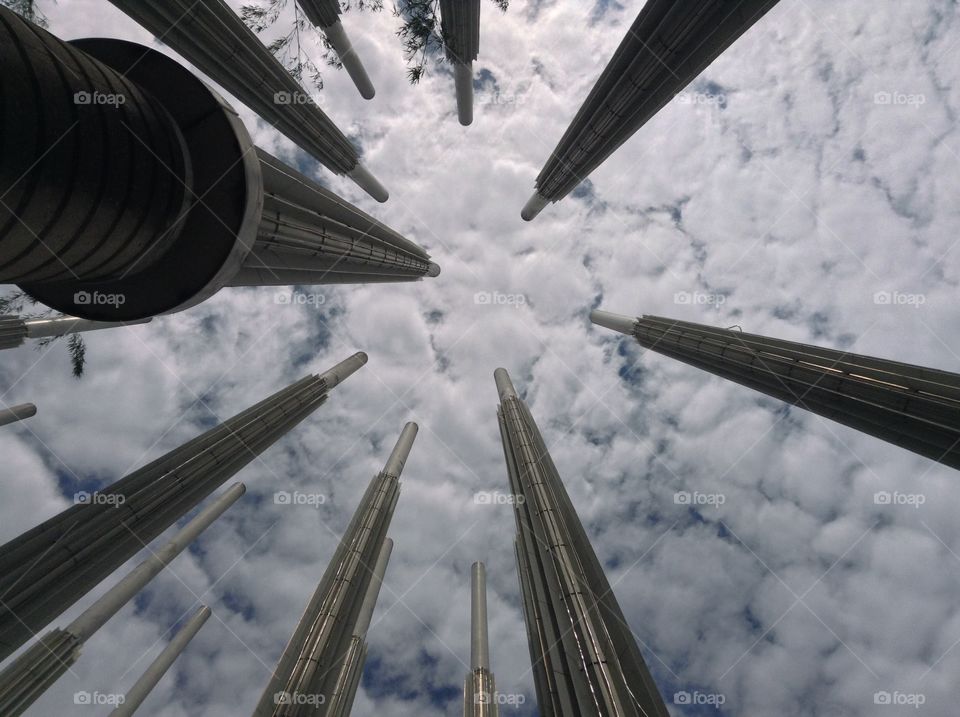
xmin=355 ymin=538 xmax=393 ymax=639
xmin=322 ymin=20 xmax=376 ymax=100
xmin=24 ymin=316 xmax=152 ymax=339
xmin=384 ymin=422 xmax=419 ymax=476
xmin=470 ymin=562 xmax=489 ymax=671
xmin=591 ymin=308 xmax=960 ymax=470
xmin=67 ymin=484 xmax=244 ymax=641
xmin=454 ymin=62 xmax=474 ymax=126
xmin=0 ymin=486 xmax=244 ymax=716
xmin=109 ymin=605 xmax=211 ymax=717
xmin=0 ymin=403 xmax=36 ymax=427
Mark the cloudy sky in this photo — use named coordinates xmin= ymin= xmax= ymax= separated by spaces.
xmin=2 ymin=0 xmax=960 ymax=715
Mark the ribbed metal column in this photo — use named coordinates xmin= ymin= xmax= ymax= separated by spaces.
xmin=0 ymin=485 xmax=243 ymax=716
xmin=254 ymin=422 xmax=417 ymax=717
xmin=0 ymin=403 xmax=36 ymax=428
xmin=463 ymin=561 xmax=498 ymax=717
xmin=0 ymin=6 xmax=192 ymax=284
xmin=0 ymin=352 xmax=367 ymax=661
xmin=592 ymin=309 xmax=960 ymax=469
xmin=229 ymin=150 xmax=439 ymax=287
xmin=439 ymin=0 xmax=480 ymax=125
xmin=325 ymin=538 xmax=393 ymax=717
xmin=105 ymin=0 xmax=388 ymax=200
xmin=0 ymin=314 xmax=152 ymax=352
xmin=299 ymin=0 xmax=376 ymax=100
xmin=521 ymin=0 xmax=782 ymax=219
xmin=495 ymin=368 xmax=669 ymax=717
xmin=109 ymin=605 xmax=212 ymax=717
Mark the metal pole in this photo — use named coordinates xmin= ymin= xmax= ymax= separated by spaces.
xmin=109 ymin=605 xmax=211 ymax=717
xmin=470 ymin=562 xmax=489 ymax=671
xmin=0 ymin=404 xmax=36 ymax=427
xmin=322 ymin=20 xmax=375 ymax=100
xmin=384 ymin=422 xmax=418 ymax=476
xmin=67 ymin=484 xmax=245 ymax=641
xmin=24 ymin=316 xmax=151 ymax=339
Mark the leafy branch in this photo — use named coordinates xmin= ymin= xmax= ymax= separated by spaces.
xmin=0 ymin=0 xmax=49 ymax=27
xmin=395 ymin=0 xmax=508 ymax=84
xmin=241 ymin=0 xmax=384 ymax=88
xmin=1 ymin=290 xmax=87 ymax=378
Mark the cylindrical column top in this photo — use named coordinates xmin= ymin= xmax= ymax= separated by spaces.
xmin=471 ymin=561 xmax=489 ymax=670
xmin=0 ymin=403 xmax=37 ymax=427
xmin=590 ymin=309 xmax=638 ymax=336
xmin=383 ymin=422 xmax=418 ymax=476
xmin=493 ymin=368 xmax=517 ymax=401
xmin=318 ymin=351 xmax=368 ymax=389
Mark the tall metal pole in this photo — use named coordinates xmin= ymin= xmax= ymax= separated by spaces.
xmin=521 ymin=0 xmax=782 ymax=219
xmin=0 ymin=352 xmax=366 ymax=660
xmin=254 ymin=422 xmax=416 ymax=717
xmin=0 ymin=403 xmax=36 ymax=427
xmin=591 ymin=309 xmax=960 ymax=469
xmin=0 ymin=485 xmax=244 ymax=716
xmin=105 ymin=0 xmax=386 ymax=199
xmin=298 ymin=0 xmax=376 ymax=99
xmin=495 ymin=368 xmax=669 ymax=717
xmin=0 ymin=316 xmax=152 ymax=351
xmin=464 ymin=561 xmax=497 ymax=717
xmin=109 ymin=605 xmax=212 ymax=717
xmin=439 ymin=0 xmax=480 ymax=125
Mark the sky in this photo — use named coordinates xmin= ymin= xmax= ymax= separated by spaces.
xmin=2 ymin=0 xmax=960 ymax=715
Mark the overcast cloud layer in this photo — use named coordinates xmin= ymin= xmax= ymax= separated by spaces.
xmin=2 ymin=1 xmax=960 ymax=715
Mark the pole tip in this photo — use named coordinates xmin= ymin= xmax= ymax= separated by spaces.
xmin=590 ymin=310 xmax=638 ymax=336
xmin=427 ymin=262 xmax=441 ymax=278
xmin=347 ymin=164 xmax=389 ymax=203
xmin=521 ymin=191 xmax=549 ymax=221
xmin=494 ymin=368 xmax=517 ymax=400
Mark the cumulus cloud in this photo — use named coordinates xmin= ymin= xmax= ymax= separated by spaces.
xmin=2 ymin=0 xmax=959 ymax=715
